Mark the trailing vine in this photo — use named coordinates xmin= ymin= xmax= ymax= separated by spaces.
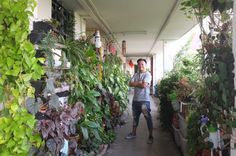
xmin=0 ymin=0 xmax=44 ymax=155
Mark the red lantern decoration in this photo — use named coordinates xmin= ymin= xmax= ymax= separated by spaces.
xmin=122 ymin=40 xmax=126 ymax=56
xmin=109 ymin=42 xmax=116 ymax=55
xmin=129 ymin=60 xmax=134 ymax=68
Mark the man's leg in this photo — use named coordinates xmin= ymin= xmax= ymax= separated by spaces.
xmin=132 ymin=101 xmax=142 ymax=135
xmin=141 ymin=101 xmax=153 ymax=144
xmin=125 ymin=101 xmax=141 ymax=139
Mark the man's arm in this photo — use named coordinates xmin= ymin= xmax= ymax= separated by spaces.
xmin=129 ymin=81 xmax=149 ymax=88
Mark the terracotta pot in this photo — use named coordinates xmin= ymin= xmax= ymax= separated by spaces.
xmin=202 ymin=149 xmax=211 ymax=156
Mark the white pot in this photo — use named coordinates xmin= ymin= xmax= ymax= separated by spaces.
xmin=209 ymin=131 xmax=218 ymax=149
xmin=232 ymin=128 xmax=236 ymax=136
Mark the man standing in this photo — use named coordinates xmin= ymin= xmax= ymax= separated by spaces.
xmin=125 ymin=58 xmax=153 ymax=144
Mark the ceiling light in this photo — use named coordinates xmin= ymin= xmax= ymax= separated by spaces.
xmin=113 ymin=31 xmax=147 ymax=35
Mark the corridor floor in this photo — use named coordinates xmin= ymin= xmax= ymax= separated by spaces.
xmin=105 ymin=93 xmax=181 ymax=156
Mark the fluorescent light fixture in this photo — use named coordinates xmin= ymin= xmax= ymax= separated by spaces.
xmin=113 ymin=31 xmax=147 ymax=35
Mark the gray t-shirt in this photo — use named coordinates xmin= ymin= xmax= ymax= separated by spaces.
xmin=131 ymin=71 xmax=152 ymax=101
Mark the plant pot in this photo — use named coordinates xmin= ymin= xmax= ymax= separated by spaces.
xmin=31 ymin=80 xmax=45 ymax=96
xmin=209 ymin=131 xmax=218 ymax=149
xmin=231 ymin=134 xmax=236 ymax=149
xmin=172 ymin=124 xmax=180 ymax=147
xmin=179 ymin=132 xmax=188 ymax=156
xmin=202 ymin=149 xmax=211 ymax=156
xmin=29 ymin=31 xmax=45 ymax=44
xmin=171 ymin=100 xmax=180 ymax=112
xmin=178 ymin=113 xmax=187 ymax=138
xmin=58 ymin=96 xmax=68 ymax=106
xmin=33 ymin=21 xmax=53 ymax=33
xmin=232 ymin=128 xmax=236 ymax=136
xmin=208 ymin=125 xmax=218 ymax=149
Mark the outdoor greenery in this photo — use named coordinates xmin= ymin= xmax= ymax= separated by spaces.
xmin=180 ymin=0 xmax=234 ymax=154
xmin=0 ymin=0 xmax=45 ymax=155
xmin=181 ymin=0 xmax=234 ymax=126
xmin=0 ymin=1 xmax=129 ymax=154
xmin=27 ymin=30 xmax=129 ymax=155
xmin=158 ymin=38 xmax=201 ymax=130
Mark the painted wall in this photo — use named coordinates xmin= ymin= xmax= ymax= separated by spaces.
xmin=30 ymin=0 xmax=52 ymax=30
xmin=34 ymin=0 xmax=52 ymax=21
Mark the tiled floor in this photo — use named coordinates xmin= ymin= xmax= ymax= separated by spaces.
xmin=105 ymin=93 xmax=181 ymax=156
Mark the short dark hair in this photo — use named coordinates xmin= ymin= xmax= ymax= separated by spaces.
xmin=137 ymin=58 xmax=147 ymax=64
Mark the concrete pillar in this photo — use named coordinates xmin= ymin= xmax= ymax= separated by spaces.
xmin=151 ymin=40 xmax=164 ymax=94
xmin=154 ymin=41 xmax=164 ymax=81
xmin=74 ymin=12 xmax=86 ymax=40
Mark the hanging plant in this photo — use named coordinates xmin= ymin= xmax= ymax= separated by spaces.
xmin=0 ymin=0 xmax=45 ymax=155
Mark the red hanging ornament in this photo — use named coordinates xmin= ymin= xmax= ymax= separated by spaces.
xmin=109 ymin=42 xmax=116 ymax=55
xmin=129 ymin=60 xmax=134 ymax=68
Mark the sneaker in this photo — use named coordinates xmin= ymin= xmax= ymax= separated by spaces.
xmin=125 ymin=132 xmax=136 ymax=139
xmin=147 ymin=136 xmax=153 ymax=144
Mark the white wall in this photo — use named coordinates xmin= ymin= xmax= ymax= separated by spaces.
xmin=34 ymin=0 xmax=52 ymax=21
xmin=30 ymin=0 xmax=52 ymax=30
xmin=153 ymin=41 xmax=164 ymax=82
xmin=153 ymin=52 xmax=164 ymax=84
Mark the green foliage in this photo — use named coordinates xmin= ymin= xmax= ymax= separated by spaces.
xmin=37 ymin=31 xmax=122 ymax=154
xmin=102 ymin=54 xmax=129 ymax=112
xmin=187 ymin=110 xmax=204 ymax=155
xmin=181 ymin=0 xmax=234 ymax=154
xmin=62 ymin=38 xmax=113 ymax=153
xmin=180 ymin=0 xmax=211 ymax=18
xmin=158 ymin=74 xmax=178 ymax=129
xmin=158 ymin=36 xmax=202 ymax=129
xmin=0 ymin=0 xmax=45 ymax=154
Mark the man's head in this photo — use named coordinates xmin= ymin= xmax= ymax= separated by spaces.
xmin=137 ymin=58 xmax=147 ymax=73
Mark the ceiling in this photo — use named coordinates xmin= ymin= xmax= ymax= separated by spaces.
xmin=62 ymin=0 xmax=197 ymax=57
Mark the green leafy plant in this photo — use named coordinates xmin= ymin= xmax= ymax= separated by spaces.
xmin=158 ymin=74 xmax=178 ymax=129
xmin=0 ymin=0 xmax=45 ymax=155
xmin=102 ymin=54 xmax=129 ymax=112
xmin=187 ymin=110 xmax=202 ymax=156
xmin=33 ymin=102 xmax=84 ymax=155
xmin=181 ymin=0 xmax=234 ymax=154
xmin=62 ymin=37 xmax=114 ymax=153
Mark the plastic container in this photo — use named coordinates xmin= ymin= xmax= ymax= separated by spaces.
xmin=231 ymin=134 xmax=236 ymax=156
xmin=179 ymin=132 xmax=188 ymax=156
xmin=178 ymin=113 xmax=187 ymax=138
xmin=171 ymin=101 xmax=180 ymax=112
xmin=208 ymin=124 xmax=218 ymax=149
xmin=172 ymin=124 xmax=180 ymax=147
xmin=209 ymin=131 xmax=218 ymax=149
